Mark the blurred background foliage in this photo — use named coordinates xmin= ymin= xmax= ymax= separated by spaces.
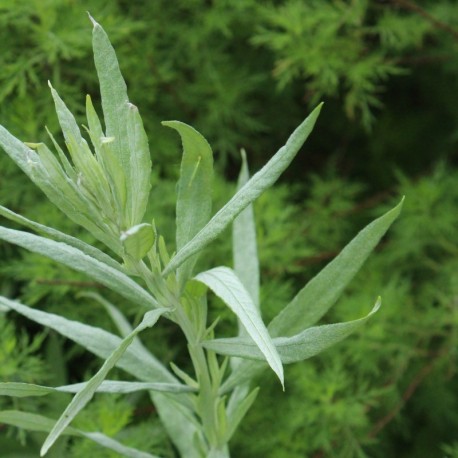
xmin=0 ymin=0 xmax=457 ymax=456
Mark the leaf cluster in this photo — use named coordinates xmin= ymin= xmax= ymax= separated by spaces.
xmin=0 ymin=15 xmax=402 ymax=458
xmin=232 ymin=164 xmax=458 ymax=457
xmin=0 ymin=2 xmax=456 ymax=457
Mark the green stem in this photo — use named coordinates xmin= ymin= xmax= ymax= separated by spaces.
xmin=174 ymin=304 xmax=227 ymax=454
xmin=208 ymin=444 xmax=230 ymax=458
xmin=133 ymin=256 xmax=229 ymax=455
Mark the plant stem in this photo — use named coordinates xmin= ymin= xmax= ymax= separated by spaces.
xmin=174 ymin=303 xmax=228 ymax=455
xmin=134 ymin=256 xmax=230 ymax=455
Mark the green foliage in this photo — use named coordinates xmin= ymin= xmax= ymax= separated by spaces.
xmin=70 ymin=398 xmax=173 ymax=458
xmin=0 ymin=314 xmax=47 ymax=386
xmin=0 ymin=312 xmax=49 ymax=450
xmin=70 ymin=395 xmax=134 ymax=458
xmin=0 ymin=15 xmax=401 ymax=458
xmin=0 ymin=0 xmax=137 ymax=137
xmin=0 ymin=1 xmax=457 ymax=457
xmin=252 ymin=0 xmax=395 ymax=127
xmin=443 ymin=442 xmax=458 ymax=458
xmin=1 ymin=0 xmax=456 ymax=172
xmin=231 ymin=165 xmax=458 ymax=457
xmin=251 ymin=0 xmax=458 ymax=129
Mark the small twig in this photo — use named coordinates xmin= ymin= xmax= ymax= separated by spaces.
xmin=387 ymin=0 xmax=458 ymax=41
xmin=396 ymin=53 xmax=454 ymax=66
xmin=133 ymin=404 xmax=157 ymax=418
xmin=368 ymin=348 xmax=448 ymax=438
xmin=336 ymin=190 xmax=392 ymax=217
xmin=296 ymin=250 xmax=339 ymax=266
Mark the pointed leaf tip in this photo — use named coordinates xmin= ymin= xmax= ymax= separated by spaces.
xmin=240 ymin=148 xmax=247 ymax=162
xmin=40 ymin=308 xmax=166 ymax=456
xmin=374 ymin=296 xmax=382 ymax=312
xmin=163 ymin=104 xmax=322 ymax=277
xmin=161 ymin=120 xmax=178 ymax=128
xmin=195 ymin=267 xmax=284 ymax=387
xmin=87 ymin=12 xmax=97 ymax=27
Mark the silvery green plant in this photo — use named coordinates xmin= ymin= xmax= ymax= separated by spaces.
xmin=0 ymin=16 xmax=402 ymax=458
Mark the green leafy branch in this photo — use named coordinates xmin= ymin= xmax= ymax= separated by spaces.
xmin=0 ymin=14 xmax=402 ymax=458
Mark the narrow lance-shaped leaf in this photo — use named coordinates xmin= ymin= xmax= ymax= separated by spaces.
xmin=0 ymin=124 xmax=42 ymax=176
xmin=233 ymin=149 xmax=259 ymax=309
xmin=220 ymin=301 xmax=380 ymax=395
xmin=0 ymin=124 xmax=122 ymax=254
xmin=0 ymin=205 xmax=124 ymax=272
xmin=0 ymin=297 xmax=175 ymax=384
xmin=29 ymin=142 xmax=78 ymax=205
xmin=82 ymin=292 xmax=137 ymax=339
xmin=60 ymin=380 xmax=193 ymax=394
xmin=48 ymin=81 xmax=84 ymax=147
xmin=163 ymin=121 xmax=213 ymax=290
xmin=162 ymin=104 xmax=322 ymax=276
xmin=0 ymin=411 xmax=161 ymax=458
xmin=220 ymin=200 xmax=402 ymax=393
xmin=152 ymin=392 xmax=202 ymax=458
xmin=66 ymin=134 xmax=114 ymax=214
xmin=204 ymin=298 xmax=381 ymax=363
xmin=85 ymin=94 xmax=104 ymax=154
xmin=0 ymin=226 xmax=158 ymax=309
xmin=45 ymin=126 xmax=76 ymax=179
xmin=127 ymin=103 xmax=152 ymax=226
xmin=268 ymin=198 xmax=404 ymax=337
xmin=231 ymin=150 xmax=259 ymax=374
xmin=86 ymin=94 xmax=127 ymax=216
xmin=90 ymin=15 xmax=131 ymax=202
xmin=0 ymin=128 xmax=87 ymax=231
xmin=48 ymin=84 xmax=115 ymax=214
xmin=195 ymin=267 xmax=284 ymax=388
xmin=40 ymin=308 xmax=167 ymax=456
xmin=0 ymin=380 xmax=194 ymax=397
xmin=225 ymin=387 xmax=259 ymax=442
xmin=81 ymin=291 xmax=157 ymax=364
xmin=30 ymin=140 xmax=116 ymax=241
